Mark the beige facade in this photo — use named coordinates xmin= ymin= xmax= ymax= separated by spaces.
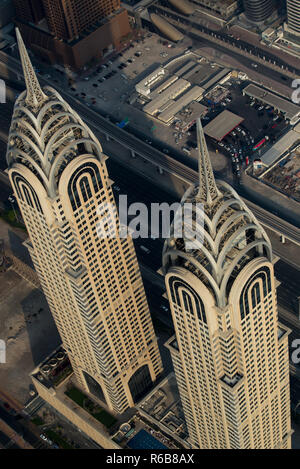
xmin=163 ymin=119 xmax=291 ymax=449
xmin=6 ymin=29 xmax=162 ymax=415
xmin=31 ymin=372 xmax=121 ymax=449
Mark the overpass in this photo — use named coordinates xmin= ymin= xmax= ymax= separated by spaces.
xmin=1 ymin=50 xmax=300 ymax=247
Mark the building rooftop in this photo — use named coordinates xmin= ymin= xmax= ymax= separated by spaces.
xmin=261 ymin=128 xmax=300 ymax=166
xmin=32 ymin=346 xmax=73 ymax=388
xmin=159 ymin=87 xmax=204 ymax=123
xmin=143 ymin=78 xmax=191 ymax=115
xmin=203 ymin=109 xmax=244 ymax=141
xmin=244 ymin=84 xmax=300 ymax=122
xmin=137 ymin=373 xmax=189 ymax=448
xmin=174 ymin=101 xmax=208 ymax=132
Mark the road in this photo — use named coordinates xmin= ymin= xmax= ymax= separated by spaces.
xmin=0 ymin=53 xmax=300 ymax=443
xmin=0 ymin=51 xmax=300 ymax=246
xmin=152 ymin=3 xmax=300 ymax=76
xmin=0 ymin=404 xmax=48 ymax=449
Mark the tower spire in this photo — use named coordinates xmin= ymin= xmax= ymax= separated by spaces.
xmin=196 ymin=117 xmax=220 ymax=204
xmin=16 ymin=28 xmax=47 ymax=110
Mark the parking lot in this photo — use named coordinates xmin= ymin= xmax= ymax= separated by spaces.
xmin=69 ymin=33 xmax=190 ymax=113
xmin=198 ymin=79 xmax=290 ymax=176
xmin=30 ymin=32 xmax=292 ymax=178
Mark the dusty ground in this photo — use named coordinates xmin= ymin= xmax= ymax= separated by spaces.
xmin=0 ymin=218 xmax=61 ymax=405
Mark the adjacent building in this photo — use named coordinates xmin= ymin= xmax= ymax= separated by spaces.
xmin=12 ymin=0 xmax=131 ymax=69
xmin=41 ymin=0 xmax=121 ymax=41
xmin=243 ymin=0 xmax=274 ymax=23
xmin=0 ymin=0 xmax=15 ymax=28
xmin=13 ymin=0 xmax=44 ymax=24
xmin=164 ymin=118 xmax=291 ymax=448
xmin=6 ymin=29 xmax=163 ymax=414
xmin=286 ymin=0 xmax=300 ymax=35
xmin=190 ymin=0 xmax=238 ymax=19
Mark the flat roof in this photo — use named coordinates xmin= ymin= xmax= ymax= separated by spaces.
xmin=244 ymin=84 xmax=300 ymax=121
xmin=182 ymin=63 xmax=202 ymax=81
xmin=151 ymin=75 xmax=179 ymax=98
xmin=143 ymin=79 xmax=190 ymax=115
xmin=202 ymin=69 xmax=230 ymax=90
xmin=174 ymin=60 xmax=196 ymax=77
xmin=174 ymin=101 xmax=208 ymax=129
xmin=159 ymin=86 xmax=204 ymax=123
xmin=261 ymin=129 xmax=300 ymax=166
xmin=204 ymin=110 xmax=244 ymax=141
xmin=135 ymin=67 xmax=165 ymax=95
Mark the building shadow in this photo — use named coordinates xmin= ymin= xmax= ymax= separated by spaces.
xmin=20 ymin=287 xmax=61 ymax=367
xmin=7 ymin=229 xmax=33 ymax=267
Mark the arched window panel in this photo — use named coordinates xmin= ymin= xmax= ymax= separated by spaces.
xmin=168 ymin=276 xmax=207 ymax=324
xmin=12 ymin=172 xmax=42 ymax=213
xmin=68 ymin=162 xmax=103 ymax=211
xmin=239 ymin=266 xmax=271 ymax=320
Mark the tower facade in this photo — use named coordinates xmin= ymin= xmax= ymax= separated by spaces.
xmin=13 ymin=0 xmax=131 ymax=70
xmin=164 ymin=119 xmax=291 ymax=449
xmin=6 ymin=30 xmax=163 ymax=414
xmin=42 ymin=0 xmax=121 ymax=41
xmin=243 ymin=0 xmax=274 ymax=22
xmin=286 ymin=0 xmax=300 ymax=35
xmin=13 ymin=0 xmax=45 ymax=23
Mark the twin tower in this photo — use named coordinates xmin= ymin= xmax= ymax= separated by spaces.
xmin=6 ymin=30 xmax=291 ymax=449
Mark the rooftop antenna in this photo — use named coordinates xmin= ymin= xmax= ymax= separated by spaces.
xmin=16 ymin=28 xmax=47 ymax=110
xmin=196 ymin=117 xmax=221 ymax=204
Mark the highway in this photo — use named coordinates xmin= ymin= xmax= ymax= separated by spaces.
xmin=152 ymin=3 xmax=300 ymax=76
xmin=0 ymin=52 xmax=299 ymax=416
xmin=1 ymin=50 xmax=300 ymax=247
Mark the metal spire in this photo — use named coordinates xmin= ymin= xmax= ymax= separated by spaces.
xmin=16 ymin=28 xmax=47 ymax=110
xmin=196 ymin=117 xmax=220 ymax=204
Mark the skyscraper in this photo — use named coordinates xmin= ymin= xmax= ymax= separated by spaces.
xmin=0 ymin=0 xmax=16 ymax=28
xmin=6 ymin=29 xmax=163 ymax=414
xmin=13 ymin=0 xmax=131 ymax=70
xmin=286 ymin=0 xmax=300 ymax=35
xmin=164 ymin=119 xmax=291 ymax=449
xmin=243 ymin=0 xmax=274 ymax=22
xmin=13 ymin=0 xmax=45 ymax=24
xmin=41 ymin=0 xmax=121 ymax=41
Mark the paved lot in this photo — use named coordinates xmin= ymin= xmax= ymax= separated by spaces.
xmin=0 ymin=218 xmax=61 ymax=405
